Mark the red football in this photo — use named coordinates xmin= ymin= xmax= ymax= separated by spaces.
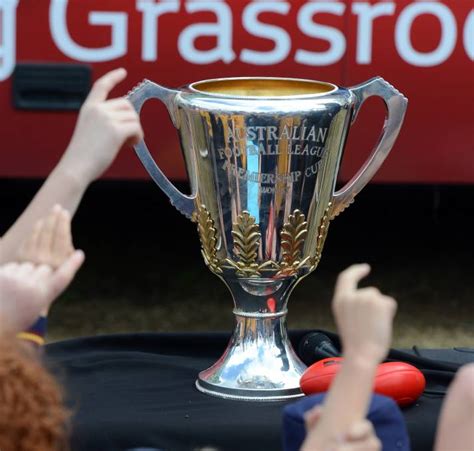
xmin=300 ymin=358 xmax=426 ymax=407
xmin=373 ymin=362 xmax=426 ymax=407
xmin=300 ymin=357 xmax=344 ymax=396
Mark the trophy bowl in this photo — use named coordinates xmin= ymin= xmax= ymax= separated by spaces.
xmin=127 ymin=76 xmax=407 ymax=401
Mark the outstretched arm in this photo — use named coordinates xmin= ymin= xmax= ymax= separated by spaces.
xmin=302 ymin=264 xmax=397 ymax=450
xmin=0 ymin=68 xmax=143 ymax=264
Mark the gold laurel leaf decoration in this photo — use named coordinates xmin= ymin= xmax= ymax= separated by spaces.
xmin=229 ymin=211 xmax=261 ymax=277
xmin=193 ymin=204 xmax=222 ymax=274
xmin=310 ymin=202 xmax=332 ymax=270
xmin=278 ymin=210 xmax=308 ymax=276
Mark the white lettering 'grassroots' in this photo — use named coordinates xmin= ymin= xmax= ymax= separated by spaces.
xmin=0 ymin=1 xmax=472 ymax=81
xmin=241 ymin=2 xmax=291 ymax=65
xmin=295 ymin=2 xmax=346 ymax=66
xmin=177 ymin=1 xmax=235 ymax=65
xmin=137 ymin=0 xmax=179 ymax=62
xmin=0 ymin=0 xmax=19 ymax=81
xmin=352 ymin=2 xmax=396 ymax=65
xmin=49 ymin=0 xmax=127 ymax=62
xmin=395 ymin=2 xmax=457 ymax=67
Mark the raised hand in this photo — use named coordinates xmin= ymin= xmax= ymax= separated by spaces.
xmin=19 ymin=204 xmax=74 ymax=269
xmin=301 ymin=264 xmax=398 ymax=450
xmin=0 ymin=69 xmax=144 ymax=266
xmin=0 ymin=252 xmax=84 ymax=334
xmin=17 ymin=204 xmax=79 ymax=318
xmin=0 ymin=205 xmax=84 ymax=333
xmin=59 ymin=68 xmax=144 ymax=184
xmin=332 ymin=264 xmax=397 ymax=363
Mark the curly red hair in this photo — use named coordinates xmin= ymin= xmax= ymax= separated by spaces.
xmin=0 ymin=337 xmax=69 ymax=451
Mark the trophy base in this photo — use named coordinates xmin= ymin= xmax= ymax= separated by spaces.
xmin=195 ymin=291 xmax=307 ymax=401
xmin=195 ymin=379 xmax=304 ymax=402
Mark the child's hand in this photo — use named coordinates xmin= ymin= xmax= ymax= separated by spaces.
xmin=332 ymin=264 xmax=397 ymax=364
xmin=303 ymin=407 xmax=381 ymax=451
xmin=19 ymin=205 xmax=74 ymax=269
xmin=0 ymin=253 xmax=84 ymax=334
xmin=60 ymin=68 xmax=144 ymax=184
xmin=338 ymin=420 xmax=381 ymax=451
xmin=17 ymin=205 xmax=79 ymax=318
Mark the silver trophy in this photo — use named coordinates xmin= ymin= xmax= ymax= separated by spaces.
xmin=127 ymin=76 xmax=407 ymax=401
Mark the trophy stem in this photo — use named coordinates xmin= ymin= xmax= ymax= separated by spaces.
xmin=196 ymin=276 xmax=307 ymax=401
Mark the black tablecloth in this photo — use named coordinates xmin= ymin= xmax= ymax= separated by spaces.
xmin=45 ymin=332 xmax=474 ymax=451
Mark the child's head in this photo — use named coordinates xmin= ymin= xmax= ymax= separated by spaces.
xmin=0 ymin=337 xmax=69 ymax=451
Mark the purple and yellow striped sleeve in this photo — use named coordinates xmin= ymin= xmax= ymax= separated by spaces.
xmin=17 ymin=316 xmax=47 ymax=346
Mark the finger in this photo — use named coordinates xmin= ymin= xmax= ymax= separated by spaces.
xmin=16 ymin=262 xmax=35 ymax=279
xmin=103 ymin=97 xmax=135 ymax=111
xmin=31 ymin=264 xmax=53 ymax=284
xmin=341 ymin=436 xmax=381 ymax=451
xmin=121 ymin=122 xmax=145 ymax=146
xmin=108 ymin=111 xmax=140 ymax=123
xmin=37 ymin=206 xmax=61 ymax=265
xmin=51 ymin=208 xmax=74 ymax=266
xmin=378 ymin=294 xmax=398 ymax=318
xmin=304 ymin=405 xmax=323 ymax=430
xmin=30 ymin=265 xmax=54 ymax=314
xmin=23 ymin=266 xmax=51 ymax=314
xmin=86 ymin=68 xmax=127 ymax=103
xmin=335 ymin=264 xmax=371 ymax=297
xmin=354 ymin=287 xmax=381 ymax=299
xmin=47 ymin=250 xmax=85 ymax=299
xmin=353 ymin=291 xmax=397 ymax=315
xmin=1 ymin=262 xmax=21 ymax=276
xmin=345 ymin=420 xmax=374 ymax=441
xmin=20 ymin=220 xmax=43 ymax=262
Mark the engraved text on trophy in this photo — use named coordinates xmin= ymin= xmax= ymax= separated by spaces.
xmin=217 ymin=121 xmax=329 ymax=194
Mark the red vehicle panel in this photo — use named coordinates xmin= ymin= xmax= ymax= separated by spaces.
xmin=0 ymin=0 xmax=473 ymax=183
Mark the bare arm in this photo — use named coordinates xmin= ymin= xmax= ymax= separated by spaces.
xmin=0 ymin=166 xmax=86 ymax=264
xmin=435 ymin=363 xmax=474 ymax=451
xmin=0 ymin=68 xmax=143 ymax=264
xmin=307 ymin=357 xmax=379 ymax=445
xmin=302 ymin=264 xmax=397 ymax=450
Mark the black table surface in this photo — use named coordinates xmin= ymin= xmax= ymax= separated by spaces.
xmin=45 ymin=332 xmax=474 ymax=451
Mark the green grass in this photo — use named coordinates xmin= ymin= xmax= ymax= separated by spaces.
xmin=47 ymin=253 xmax=474 ymax=348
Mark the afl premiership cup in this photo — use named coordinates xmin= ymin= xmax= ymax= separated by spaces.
xmin=127 ymin=76 xmax=407 ymax=401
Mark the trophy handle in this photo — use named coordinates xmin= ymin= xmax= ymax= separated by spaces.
xmin=330 ymin=77 xmax=408 ymax=219
xmin=127 ymin=79 xmax=196 ymax=219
